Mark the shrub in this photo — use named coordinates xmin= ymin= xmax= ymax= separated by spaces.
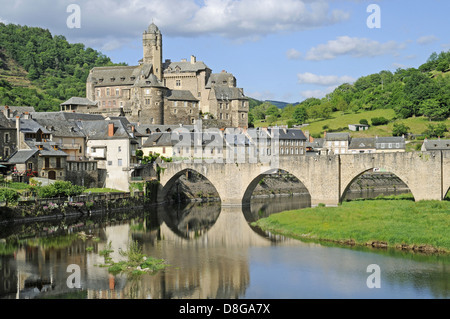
xmin=359 ymin=119 xmax=369 ymax=125
xmin=371 ymin=117 xmax=389 ymax=126
xmin=0 ymin=188 xmax=20 ymax=207
xmin=37 ymin=181 xmax=85 ymax=198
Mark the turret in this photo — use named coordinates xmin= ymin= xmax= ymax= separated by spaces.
xmin=143 ymin=22 xmax=163 ymax=80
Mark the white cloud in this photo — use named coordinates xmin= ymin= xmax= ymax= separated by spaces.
xmin=304 ymin=36 xmax=406 ymax=61
xmin=0 ymin=0 xmax=350 ymax=47
xmin=286 ymin=48 xmax=302 ymax=60
xmin=297 ymin=72 xmax=355 ymax=86
xmin=300 ymin=86 xmax=336 ymax=99
xmin=416 ymin=35 xmax=439 ymax=45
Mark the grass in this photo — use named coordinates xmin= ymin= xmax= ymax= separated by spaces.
xmin=254 ymin=109 xmax=450 ymax=139
xmin=253 ymin=199 xmax=450 ymax=253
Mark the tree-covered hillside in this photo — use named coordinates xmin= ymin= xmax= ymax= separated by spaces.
xmin=0 ymin=23 xmax=126 ymax=111
xmin=249 ymin=51 xmax=450 ymax=127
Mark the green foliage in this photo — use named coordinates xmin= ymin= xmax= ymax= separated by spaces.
xmin=423 ymin=123 xmax=448 ymax=138
xmin=359 ymin=119 xmax=369 ymax=125
xmin=293 ymin=106 xmax=308 ymax=125
xmin=0 ymin=23 xmax=126 ymax=111
xmin=0 ymin=188 xmax=20 ymax=206
xmin=37 ymin=181 xmax=85 ymax=198
xmin=392 ymin=122 xmax=410 ymax=136
xmin=371 ymin=117 xmax=389 ymax=126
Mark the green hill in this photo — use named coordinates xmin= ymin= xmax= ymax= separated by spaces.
xmin=0 ymin=23 xmax=126 ymax=111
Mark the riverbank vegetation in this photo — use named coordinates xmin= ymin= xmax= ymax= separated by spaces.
xmin=253 ymin=198 xmax=450 ymax=254
xmin=97 ymin=240 xmax=167 ymax=276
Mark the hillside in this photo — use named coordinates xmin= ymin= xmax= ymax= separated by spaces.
xmin=251 ymin=51 xmax=450 ymax=137
xmin=0 ymin=23 xmax=126 ymax=112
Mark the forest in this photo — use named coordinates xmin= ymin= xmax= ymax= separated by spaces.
xmin=0 ymin=23 xmax=126 ymax=111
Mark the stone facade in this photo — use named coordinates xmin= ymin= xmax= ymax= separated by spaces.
xmin=81 ymin=23 xmax=248 ymax=128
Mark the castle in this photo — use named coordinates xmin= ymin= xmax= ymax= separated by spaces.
xmin=61 ymin=23 xmax=249 ymax=128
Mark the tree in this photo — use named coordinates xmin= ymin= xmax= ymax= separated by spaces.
xmin=392 ymin=122 xmax=410 ymax=136
xmin=423 ymin=123 xmax=448 ymax=138
xmin=420 ymin=98 xmax=449 ymax=121
xmin=293 ymin=106 xmax=308 ymax=125
xmin=265 ymin=105 xmax=280 ymax=118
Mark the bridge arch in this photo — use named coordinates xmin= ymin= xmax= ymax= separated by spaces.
xmin=241 ymin=168 xmax=311 ymax=206
xmin=157 ymin=168 xmax=221 ymax=203
xmin=340 ymin=167 xmax=415 ymax=202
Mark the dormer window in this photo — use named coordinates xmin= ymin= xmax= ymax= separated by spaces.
xmin=110 ymin=77 xmax=115 ymax=82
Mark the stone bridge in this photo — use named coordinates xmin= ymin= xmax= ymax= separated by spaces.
xmin=157 ymin=151 xmax=450 ymax=207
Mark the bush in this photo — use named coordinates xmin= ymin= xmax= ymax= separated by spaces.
xmin=37 ymin=181 xmax=85 ymax=198
xmin=371 ymin=117 xmax=389 ymax=126
xmin=359 ymin=119 xmax=369 ymax=125
xmin=0 ymin=188 xmax=20 ymax=207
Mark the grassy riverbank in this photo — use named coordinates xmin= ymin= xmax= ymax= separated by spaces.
xmin=253 ymin=199 xmax=450 ymax=254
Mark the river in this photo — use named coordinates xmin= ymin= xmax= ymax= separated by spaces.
xmin=0 ymin=194 xmax=448 ymax=299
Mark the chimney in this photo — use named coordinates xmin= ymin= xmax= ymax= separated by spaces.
xmin=23 ymin=112 xmax=31 ymax=119
xmin=3 ymin=106 xmax=10 ymax=118
xmin=190 ymin=55 xmax=196 ymax=64
xmin=16 ymin=116 xmax=21 ymax=149
xmin=108 ymin=122 xmax=115 ymax=137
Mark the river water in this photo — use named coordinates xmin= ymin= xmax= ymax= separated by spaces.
xmin=0 ymin=194 xmax=449 ymax=299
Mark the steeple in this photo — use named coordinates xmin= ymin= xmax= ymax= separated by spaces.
xmin=143 ymin=22 xmax=163 ymax=80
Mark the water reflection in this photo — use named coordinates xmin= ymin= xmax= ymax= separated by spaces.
xmin=0 ymin=195 xmax=449 ymax=299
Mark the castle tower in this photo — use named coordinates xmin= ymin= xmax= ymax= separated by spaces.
xmin=143 ymin=22 xmax=163 ymax=80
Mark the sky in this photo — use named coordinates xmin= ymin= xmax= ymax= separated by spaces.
xmin=1 ymin=0 xmax=449 ymax=104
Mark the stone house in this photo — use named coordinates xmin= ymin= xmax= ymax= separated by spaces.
xmin=421 ymin=139 xmax=450 ymax=151
xmin=79 ymin=120 xmax=139 ymax=191
xmin=374 ymin=136 xmax=405 ymax=153
xmin=324 ymin=132 xmax=351 ymax=154
xmin=348 ymin=138 xmax=376 ymax=154
xmin=0 ymin=111 xmax=17 ymax=161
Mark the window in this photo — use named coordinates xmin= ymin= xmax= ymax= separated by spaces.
xmin=118 ymin=159 xmax=123 ymax=166
xmin=389 ymin=143 xmax=392 ymax=148
xmin=97 ymin=90 xmax=101 ymax=97
xmin=28 ymin=163 xmax=33 ymax=170
xmin=226 ymin=103 xmax=229 ymax=110
xmin=106 ymin=88 xmax=110 ymax=96
xmin=4 ymin=147 xmax=10 ymax=158
xmin=174 ymin=109 xmax=177 ymax=114
xmin=4 ymin=133 xmax=9 ymax=143
xmin=108 ymin=161 xmax=112 ymax=166
xmin=220 ymin=103 xmax=223 ymax=109
xmin=176 ymin=80 xmax=181 ymax=87
xmin=396 ymin=143 xmax=400 ymax=148
xmin=116 ymin=88 xmax=120 ymax=96
xmin=184 ymin=101 xmax=187 ymax=107
xmin=118 ymin=146 xmax=122 ymax=152
xmin=56 ymin=158 xmax=61 ymax=168
xmin=146 ymin=89 xmax=150 ymax=95
xmin=340 ymin=141 xmax=346 ymax=146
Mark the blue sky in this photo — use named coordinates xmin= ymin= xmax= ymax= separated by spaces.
xmin=1 ymin=0 xmax=449 ymax=103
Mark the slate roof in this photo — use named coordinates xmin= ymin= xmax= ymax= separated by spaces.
xmin=0 ymin=112 xmax=14 ymax=128
xmin=77 ymin=120 xmax=132 ymax=140
xmin=17 ymin=118 xmax=51 ymax=134
xmin=375 ymin=136 xmax=405 ymax=144
xmin=135 ymin=124 xmax=195 ymax=135
xmin=268 ymin=128 xmax=307 ymax=140
xmin=325 ymin=133 xmax=351 ymax=141
xmin=166 ymin=90 xmax=198 ymax=101
xmin=30 ymin=113 xmax=85 ymax=138
xmin=1 ymin=106 xmax=36 ymax=117
xmin=422 ymin=139 xmax=450 ymax=150
xmin=205 ymin=72 xmax=236 ymax=88
xmin=349 ymin=138 xmax=376 ymax=149
xmin=164 ymin=61 xmax=208 ymax=73
xmin=88 ymin=65 xmax=142 ymax=87
xmin=61 ymin=97 xmax=97 ymax=106
xmin=212 ymin=86 xmax=247 ymax=100
xmin=7 ymin=149 xmax=38 ymax=164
